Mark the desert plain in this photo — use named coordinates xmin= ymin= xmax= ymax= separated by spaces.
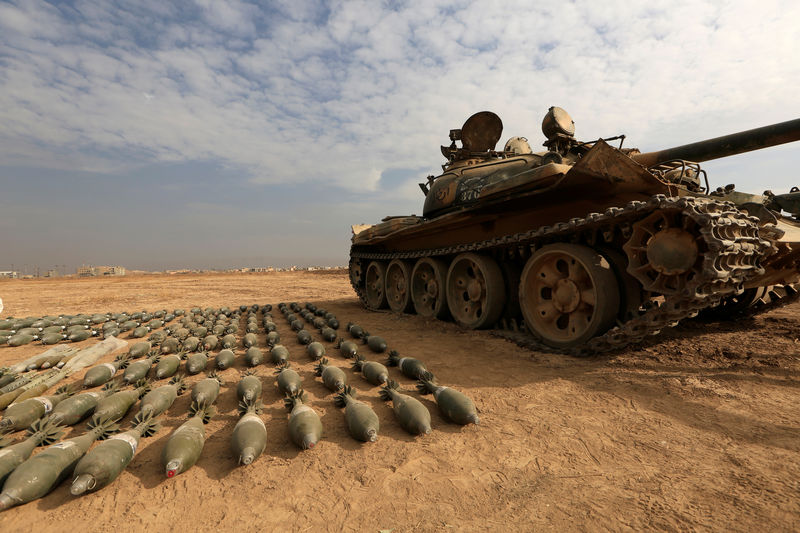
xmin=0 ymin=271 xmax=798 ymax=532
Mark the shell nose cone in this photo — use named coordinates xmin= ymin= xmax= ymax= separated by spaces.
xmin=239 ymin=448 xmax=256 ymax=465
xmin=165 ymin=460 xmax=181 ymax=478
xmin=469 ymin=414 xmax=480 ymax=425
xmin=70 ymin=474 xmax=96 ymax=495
xmin=0 ymin=493 xmax=18 ymax=512
xmin=367 ymin=430 xmax=378 ymax=442
xmin=302 ymin=435 xmax=317 ymax=449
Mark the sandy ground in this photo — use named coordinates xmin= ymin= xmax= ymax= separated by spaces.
xmin=0 ymin=271 xmax=798 ymax=532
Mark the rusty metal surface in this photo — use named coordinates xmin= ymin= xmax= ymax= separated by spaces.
xmin=350 ymin=195 xmax=771 ymax=355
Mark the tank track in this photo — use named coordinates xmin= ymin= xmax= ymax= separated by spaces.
xmin=349 ymin=195 xmax=774 ymax=356
xmin=708 ymin=283 xmax=800 ymax=320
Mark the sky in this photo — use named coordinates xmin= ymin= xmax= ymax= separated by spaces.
xmin=1 ymin=0 xmax=799 ymax=273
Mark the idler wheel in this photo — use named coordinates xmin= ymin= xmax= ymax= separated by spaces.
xmin=519 ymin=243 xmax=620 ymax=349
xmin=446 ymin=253 xmax=506 ymax=329
xmin=364 ymin=261 xmax=388 ymax=310
xmin=385 ymin=259 xmax=414 ymax=313
xmin=623 ymin=209 xmax=702 ymax=295
xmin=349 ymin=258 xmax=364 ymax=288
xmin=411 ymin=257 xmax=450 ymax=319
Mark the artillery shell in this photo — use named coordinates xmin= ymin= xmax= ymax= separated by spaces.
xmin=220 ymin=334 xmax=236 ymax=349
xmin=92 ymin=382 xmax=150 ymax=422
xmin=0 ymin=417 xmax=118 ymax=511
xmin=306 ymin=342 xmax=325 ymax=361
xmin=0 ymin=419 xmax=63 ymax=485
xmin=155 ymin=354 xmax=181 ymax=379
xmin=160 ymin=337 xmax=180 ymax=354
xmin=266 ymin=331 xmax=280 ymax=346
xmin=124 ymin=357 xmax=156 ymax=383
xmin=243 ymin=333 xmax=258 ymax=349
xmin=296 ymin=330 xmax=312 ymax=345
xmin=352 ymin=355 xmax=389 ymax=385
xmin=186 ymin=352 xmax=209 ymax=375
xmin=244 ymin=347 xmax=263 ymax=367
xmin=40 ymin=332 xmax=66 ymax=345
xmin=202 ymin=335 xmax=219 ymax=351
xmin=8 ymin=334 xmax=37 ymax=347
xmin=348 ymin=323 xmax=365 ymax=339
xmin=365 ymin=335 xmax=387 ymax=353
xmin=129 ymin=341 xmax=151 ymax=358
xmin=138 ymin=376 xmax=185 ymax=418
xmin=84 ymin=361 xmax=122 ymax=388
xmin=0 ymin=390 xmax=70 ymax=433
xmin=49 ymin=389 xmax=110 ymax=426
xmin=236 ymin=372 xmax=262 ymax=402
xmin=334 ymin=386 xmax=379 ymax=442
xmin=417 ymin=372 xmax=479 ymax=425
xmin=320 ymin=327 xmax=337 ymax=342
xmin=190 ymin=373 xmax=221 ymax=406
xmin=13 ymin=382 xmax=49 ymax=404
xmin=182 ymin=336 xmax=200 ymax=352
xmin=70 ymin=414 xmax=159 ymax=496
xmin=231 ymin=399 xmax=266 ymax=466
xmin=162 ymin=403 xmax=214 ymax=478
xmin=386 ymin=350 xmax=428 ymax=380
xmin=131 ymin=326 xmax=150 ymax=339
xmin=284 ymin=391 xmax=322 ymax=450
xmin=275 ymin=364 xmax=302 ymax=396
xmin=338 ymin=340 xmax=359 ymax=359
xmin=215 ymin=349 xmax=235 ymax=370
xmin=380 ymin=380 xmax=431 ymax=435
xmin=69 ymin=329 xmax=97 ymax=342
xmin=314 ymin=358 xmax=346 ymax=392
xmin=270 ymin=345 xmax=289 ymax=365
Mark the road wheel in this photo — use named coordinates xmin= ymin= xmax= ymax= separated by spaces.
xmin=519 ymin=243 xmax=620 ymax=349
xmin=446 ymin=253 xmax=506 ymax=329
xmin=386 ymin=260 xmax=414 ymax=313
xmin=364 ymin=261 xmax=388 ymax=309
xmin=411 ymin=257 xmax=450 ymax=319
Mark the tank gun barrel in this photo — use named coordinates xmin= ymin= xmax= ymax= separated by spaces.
xmin=632 ymin=117 xmax=800 ymax=167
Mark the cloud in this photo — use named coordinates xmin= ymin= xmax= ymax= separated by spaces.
xmin=1 ymin=0 xmax=797 ymax=196
xmin=1 ymin=0 xmax=799 ymax=271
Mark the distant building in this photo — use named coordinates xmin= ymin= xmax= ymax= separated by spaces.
xmin=0 ymin=271 xmax=19 ymax=279
xmin=77 ymin=265 xmax=126 ymax=277
xmin=44 ymin=269 xmax=59 ymax=278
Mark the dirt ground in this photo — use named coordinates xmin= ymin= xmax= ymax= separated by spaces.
xmin=0 ymin=271 xmax=798 ymax=532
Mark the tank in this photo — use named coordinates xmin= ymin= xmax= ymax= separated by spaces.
xmin=348 ymin=108 xmax=800 ymax=354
